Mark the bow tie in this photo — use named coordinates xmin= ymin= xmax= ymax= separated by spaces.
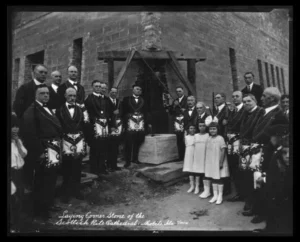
xmin=42 ymin=103 xmax=48 ymax=107
xmin=99 ymin=95 xmax=104 ymax=98
xmin=73 ymin=82 xmax=78 ymax=86
xmin=68 ymin=104 xmax=76 ymax=109
xmin=189 ymin=108 xmax=193 ymax=111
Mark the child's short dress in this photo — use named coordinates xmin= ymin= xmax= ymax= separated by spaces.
xmin=183 ymin=135 xmax=195 ymax=172
xmin=193 ymin=133 xmax=209 ymax=173
xmin=204 ymin=135 xmax=229 ymax=179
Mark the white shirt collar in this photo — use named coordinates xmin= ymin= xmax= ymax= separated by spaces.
xmin=249 ymin=105 xmax=258 ymax=113
xmin=93 ymin=92 xmax=101 ymax=97
xmin=51 ymin=83 xmax=58 ymax=92
xmin=179 ymin=95 xmax=184 ymax=102
xmin=264 ymin=104 xmax=279 ymax=115
xmin=33 ymin=79 xmax=42 ymax=86
xmin=35 ymin=100 xmax=43 ymax=106
xmin=110 ymin=97 xmax=116 ymax=102
xmin=133 ymin=94 xmax=139 ymax=99
xmin=236 ymin=103 xmax=243 ymax=112
xmin=217 ymin=103 xmax=225 ymax=112
xmin=247 ymin=82 xmax=254 ymax=91
xmin=66 ymin=102 xmax=75 ymax=107
xmin=68 ymin=79 xmax=77 ymax=85
xmin=188 ymin=106 xmax=195 ymax=111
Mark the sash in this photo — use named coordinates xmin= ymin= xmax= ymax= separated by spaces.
xmin=94 ymin=117 xmax=109 ymax=138
xmin=227 ymin=133 xmax=240 ymax=155
xmin=249 ymin=143 xmax=264 ymax=172
xmin=62 ymin=132 xmax=86 ymax=156
xmin=174 ymin=115 xmax=184 ymax=133
xmin=110 ymin=118 xmax=123 ymax=136
xmin=43 ymin=138 xmax=61 ymax=168
xmin=128 ymin=112 xmax=144 ymax=132
xmin=239 ymin=145 xmax=251 ymax=170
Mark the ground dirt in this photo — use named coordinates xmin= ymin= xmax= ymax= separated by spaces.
xmin=12 ymin=159 xmax=266 ymax=234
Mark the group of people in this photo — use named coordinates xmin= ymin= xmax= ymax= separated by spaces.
xmin=10 ymin=64 xmax=152 ymax=227
xmin=10 ymin=64 xmax=291 ymax=234
xmin=175 ymin=72 xmax=290 ymax=233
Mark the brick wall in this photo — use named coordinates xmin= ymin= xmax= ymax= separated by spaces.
xmin=12 ymin=11 xmax=289 ymax=106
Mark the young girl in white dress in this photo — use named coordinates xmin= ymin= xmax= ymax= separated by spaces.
xmin=203 ymin=121 xmax=229 ymax=205
xmin=183 ymin=124 xmax=197 ymax=193
xmin=191 ymin=121 xmax=210 ymax=195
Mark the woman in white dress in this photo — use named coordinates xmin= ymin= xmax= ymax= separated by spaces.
xmin=204 ymin=121 xmax=229 ymax=205
xmin=183 ymin=125 xmax=196 ymax=193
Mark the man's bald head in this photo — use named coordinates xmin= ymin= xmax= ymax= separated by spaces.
xmin=68 ymin=65 xmax=78 ymax=81
xmin=65 ymin=87 xmax=77 ymax=104
xmin=232 ymin=91 xmax=243 ymax=106
xmin=51 ymin=70 xmax=62 ymax=86
xmin=33 ymin=64 xmax=48 ymax=83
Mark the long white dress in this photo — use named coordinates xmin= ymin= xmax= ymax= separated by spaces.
xmin=193 ymin=133 xmax=209 ymax=173
xmin=204 ymin=135 xmax=230 ymax=179
xmin=183 ymin=135 xmax=195 ymax=172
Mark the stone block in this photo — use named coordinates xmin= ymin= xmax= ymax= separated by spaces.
xmin=138 ymin=134 xmax=178 ymax=165
xmin=137 ymin=161 xmax=187 ymax=183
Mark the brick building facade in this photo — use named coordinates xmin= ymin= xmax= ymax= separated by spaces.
xmin=11 ymin=10 xmax=289 ymax=105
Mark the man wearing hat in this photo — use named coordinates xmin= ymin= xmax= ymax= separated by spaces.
xmin=84 ymin=81 xmax=113 ymax=175
xmin=253 ymin=126 xmax=291 ymax=234
xmin=121 ymin=82 xmax=152 ymax=168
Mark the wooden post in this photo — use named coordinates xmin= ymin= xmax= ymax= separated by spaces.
xmin=107 ymin=58 xmax=114 ymax=89
xmin=187 ymin=59 xmax=196 ymax=84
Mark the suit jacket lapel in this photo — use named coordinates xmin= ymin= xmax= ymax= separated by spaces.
xmin=35 ymin=102 xmax=61 ymax=129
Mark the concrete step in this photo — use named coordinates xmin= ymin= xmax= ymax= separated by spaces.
xmin=137 ymin=161 xmax=188 ymax=184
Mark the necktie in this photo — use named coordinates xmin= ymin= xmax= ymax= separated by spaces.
xmin=113 ymin=99 xmax=116 ymax=105
xmin=68 ymin=104 xmax=75 ymax=109
xmin=247 ymin=86 xmax=251 ymax=92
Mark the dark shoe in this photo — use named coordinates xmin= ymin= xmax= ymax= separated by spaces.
xmin=243 ymin=203 xmax=252 ymax=211
xmin=132 ymin=160 xmax=141 ymax=164
xmin=228 ymin=195 xmax=243 ymax=202
xmin=49 ymin=205 xmax=62 ymax=212
xmin=242 ymin=210 xmax=254 ymax=217
xmin=253 ymin=228 xmax=266 ymax=233
xmin=124 ymin=162 xmax=131 ymax=168
xmin=81 ymin=173 xmax=87 ymax=177
xmin=251 ymin=215 xmax=265 ymax=224
xmin=75 ymin=193 xmax=84 ymax=200
xmin=223 ymin=189 xmax=231 ymax=196
xmin=61 ymin=196 xmax=71 ymax=204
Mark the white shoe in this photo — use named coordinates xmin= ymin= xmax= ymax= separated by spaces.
xmin=199 ymin=180 xmax=211 ymax=198
xmin=187 ymin=186 xmax=194 ymax=193
xmin=187 ymin=176 xmax=195 ymax=193
xmin=216 ymin=184 xmax=224 ymax=205
xmin=209 ymin=184 xmax=218 ymax=203
xmin=194 ymin=176 xmax=200 ymax=194
xmin=194 ymin=186 xmax=199 ymax=194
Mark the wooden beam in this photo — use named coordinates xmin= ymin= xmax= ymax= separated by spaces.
xmin=98 ymin=50 xmax=206 ymax=62
xmin=107 ymin=59 xmax=114 ymax=90
xmin=187 ymin=59 xmax=196 ymax=84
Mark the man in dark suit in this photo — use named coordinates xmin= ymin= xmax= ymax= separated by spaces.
xmin=244 ymin=87 xmax=288 ymax=224
xmin=57 ymin=65 xmax=85 ymax=108
xmin=107 ymin=87 xmax=122 ymax=172
xmin=281 ymin=94 xmax=289 ymax=121
xmin=13 ymin=64 xmax=48 ymax=192
xmin=183 ymin=96 xmax=198 ymax=131
xmin=170 ymin=86 xmax=188 ymax=161
xmin=239 ymin=94 xmax=265 ymax=214
xmin=195 ymin=102 xmax=211 ymax=132
xmin=226 ymin=91 xmax=247 ymax=202
xmin=56 ymin=87 xmax=89 ymax=204
xmin=121 ymin=82 xmax=152 ymax=168
xmin=241 ymin=72 xmax=264 ymax=107
xmin=213 ymin=92 xmax=230 ymax=139
xmin=84 ymin=81 xmax=113 ymax=175
xmin=13 ymin=64 xmax=48 ymax=120
xmin=48 ymin=70 xmax=62 ymax=111
xmin=21 ymin=85 xmax=62 ymax=220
